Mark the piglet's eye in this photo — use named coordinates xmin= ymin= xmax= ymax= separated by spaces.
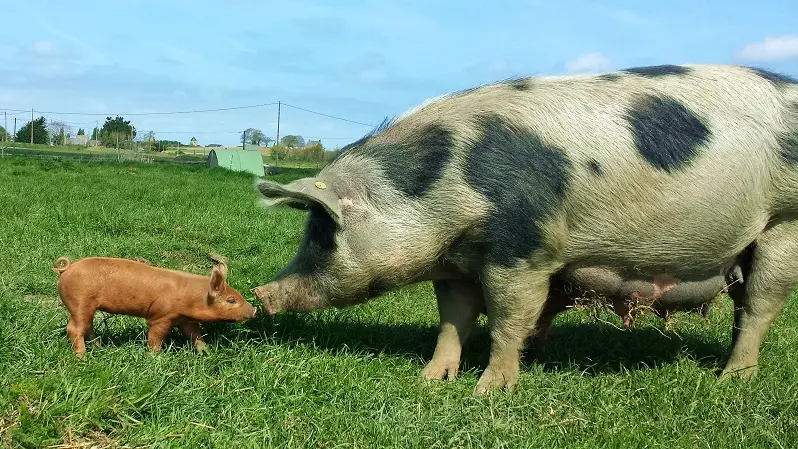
xmin=226 ymin=297 xmax=236 ymax=304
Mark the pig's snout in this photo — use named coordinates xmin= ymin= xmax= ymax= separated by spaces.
xmin=253 ymin=277 xmax=328 ymax=314
xmin=253 ymin=284 xmax=282 ymax=315
xmin=249 ymin=306 xmax=257 ymax=318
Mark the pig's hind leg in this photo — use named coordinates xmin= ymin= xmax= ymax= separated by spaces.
xmin=85 ymin=322 xmax=101 ymax=347
xmin=721 ymin=219 xmax=798 ymax=380
xmin=65 ymin=308 xmax=96 ymax=358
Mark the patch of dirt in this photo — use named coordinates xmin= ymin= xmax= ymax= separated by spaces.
xmin=52 ymin=428 xmax=135 ymax=449
xmin=160 ymin=250 xmax=227 ymax=275
xmin=23 ymin=294 xmax=62 ymax=309
xmin=0 ymin=405 xmax=21 ymax=447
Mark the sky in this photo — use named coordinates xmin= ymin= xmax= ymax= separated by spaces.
xmin=1 ymin=0 xmax=797 ymax=147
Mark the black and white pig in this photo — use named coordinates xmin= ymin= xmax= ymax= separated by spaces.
xmin=253 ymin=64 xmax=798 ymax=395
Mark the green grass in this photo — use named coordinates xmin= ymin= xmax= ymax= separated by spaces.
xmin=1 ymin=157 xmax=797 ymax=448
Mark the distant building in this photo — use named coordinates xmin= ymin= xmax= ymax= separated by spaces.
xmin=68 ymin=134 xmax=89 ymax=146
xmin=305 ymin=140 xmax=322 ymax=148
xmin=190 ymin=137 xmax=198 ymax=147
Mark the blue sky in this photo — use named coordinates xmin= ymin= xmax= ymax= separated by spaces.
xmin=1 ymin=0 xmax=797 ymax=147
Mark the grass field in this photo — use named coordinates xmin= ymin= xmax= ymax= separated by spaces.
xmin=1 ymin=157 xmax=796 ymax=448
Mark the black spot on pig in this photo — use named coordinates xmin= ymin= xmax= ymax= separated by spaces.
xmin=291 ymin=205 xmax=338 ymax=276
xmin=587 ymin=158 xmax=603 ymax=175
xmin=597 ymin=73 xmax=623 ymax=82
xmin=466 ymin=114 xmax=572 ymax=268
xmin=747 ymin=67 xmax=798 ymax=86
xmin=453 ymin=86 xmax=479 ymax=97
xmin=781 ymin=132 xmax=798 ymax=165
xmin=330 ymin=117 xmax=396 ymax=163
xmin=502 ymin=77 xmax=532 ymax=91
xmin=626 ymin=94 xmax=711 ymax=173
xmin=621 ymin=65 xmax=693 ymax=77
xmin=358 ymin=123 xmax=454 ymax=198
xmin=779 ymin=105 xmax=798 ymax=165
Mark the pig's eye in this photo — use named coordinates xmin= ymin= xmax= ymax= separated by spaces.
xmin=226 ymin=297 xmax=236 ymax=304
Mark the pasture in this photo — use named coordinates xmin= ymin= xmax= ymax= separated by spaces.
xmin=0 ymin=157 xmax=796 ymax=448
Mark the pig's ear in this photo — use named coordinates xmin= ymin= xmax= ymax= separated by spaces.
xmin=209 ymin=263 xmax=227 ymax=298
xmin=255 ymin=178 xmax=343 ymax=225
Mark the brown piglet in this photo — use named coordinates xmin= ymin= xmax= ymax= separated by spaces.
xmin=52 ymin=256 xmax=257 ymax=357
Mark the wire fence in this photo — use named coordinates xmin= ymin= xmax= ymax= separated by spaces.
xmin=0 ymin=145 xmax=207 ymax=165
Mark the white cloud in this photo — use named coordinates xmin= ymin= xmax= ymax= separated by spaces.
xmin=31 ymin=40 xmax=55 ymax=56
xmin=566 ymin=52 xmax=611 ymax=74
xmin=736 ymin=35 xmax=798 ymax=62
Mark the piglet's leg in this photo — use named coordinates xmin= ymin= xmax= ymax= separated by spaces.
xmin=146 ymin=318 xmax=173 ymax=353
xmin=86 ymin=325 xmax=101 ymax=347
xmin=66 ymin=314 xmax=90 ymax=357
xmin=178 ymin=321 xmax=208 ymax=355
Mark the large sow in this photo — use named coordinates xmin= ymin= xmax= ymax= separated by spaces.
xmin=253 ymin=64 xmax=798 ymax=395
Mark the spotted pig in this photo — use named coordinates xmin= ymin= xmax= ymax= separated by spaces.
xmin=253 ymin=64 xmax=798 ymax=395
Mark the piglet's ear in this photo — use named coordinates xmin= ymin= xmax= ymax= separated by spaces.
xmin=209 ymin=263 xmax=227 ymax=298
xmin=255 ymin=177 xmax=342 ymax=226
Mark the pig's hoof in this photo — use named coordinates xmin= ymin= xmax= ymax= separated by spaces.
xmin=718 ymin=364 xmax=758 ymax=381
xmin=196 ymin=345 xmax=211 ymax=356
xmin=420 ymin=359 xmax=460 ymax=382
xmin=74 ymin=351 xmax=87 ymax=361
xmin=473 ymin=366 xmax=518 ymax=396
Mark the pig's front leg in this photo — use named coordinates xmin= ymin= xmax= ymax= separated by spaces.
xmin=474 ymin=265 xmax=552 ymax=396
xmin=178 ymin=321 xmax=209 ymax=355
xmin=421 ymin=280 xmax=483 ymax=382
xmin=146 ymin=318 xmax=173 ymax=352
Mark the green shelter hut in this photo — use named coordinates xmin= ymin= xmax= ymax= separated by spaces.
xmin=207 ymin=149 xmax=265 ymax=176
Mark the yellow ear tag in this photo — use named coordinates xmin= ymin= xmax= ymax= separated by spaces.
xmin=314 ymin=181 xmax=327 ymax=190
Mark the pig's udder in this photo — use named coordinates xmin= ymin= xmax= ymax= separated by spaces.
xmin=651 ymin=274 xmax=678 ymax=298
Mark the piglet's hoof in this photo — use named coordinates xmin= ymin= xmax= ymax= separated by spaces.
xmin=196 ymin=344 xmax=211 ymax=356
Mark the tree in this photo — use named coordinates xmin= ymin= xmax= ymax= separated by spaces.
xmin=48 ymin=120 xmax=72 ymax=146
xmin=0 ymin=125 xmax=7 ymax=141
xmin=91 ymin=127 xmax=99 ymax=140
xmin=305 ymin=141 xmax=325 ymax=162
xmin=280 ymin=135 xmax=304 ymax=148
xmin=99 ymin=116 xmax=136 ymax=148
xmin=143 ymin=131 xmax=157 ymax=152
xmin=241 ymin=128 xmax=271 ymax=146
xmin=77 ymin=128 xmax=85 ymax=136
xmin=15 ymin=116 xmax=48 ymax=144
